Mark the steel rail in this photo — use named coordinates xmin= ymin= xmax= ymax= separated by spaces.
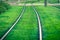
xmin=32 ymin=4 xmax=42 ymax=40
xmin=0 ymin=4 xmax=26 ymax=40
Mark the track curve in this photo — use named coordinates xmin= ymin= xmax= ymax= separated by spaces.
xmin=32 ymin=4 xmax=42 ymax=40
xmin=0 ymin=4 xmax=26 ymax=40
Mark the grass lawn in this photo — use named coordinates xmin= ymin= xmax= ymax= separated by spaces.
xmin=0 ymin=6 xmax=23 ymax=38
xmin=4 ymin=6 xmax=39 ymax=40
xmin=54 ymin=6 xmax=60 ymax=9
xmin=35 ymin=6 xmax=60 ymax=40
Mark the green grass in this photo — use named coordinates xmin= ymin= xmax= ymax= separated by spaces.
xmin=0 ymin=6 xmax=23 ymax=38
xmin=0 ymin=0 xmax=10 ymax=13
xmin=35 ymin=6 xmax=60 ymax=40
xmin=54 ymin=6 xmax=60 ymax=9
xmin=4 ymin=6 xmax=39 ymax=40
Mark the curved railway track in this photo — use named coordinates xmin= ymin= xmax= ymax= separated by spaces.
xmin=0 ymin=4 xmax=26 ymax=40
xmin=32 ymin=4 xmax=42 ymax=40
xmin=0 ymin=3 xmax=42 ymax=40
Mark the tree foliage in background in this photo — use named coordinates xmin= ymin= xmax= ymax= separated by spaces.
xmin=0 ymin=0 xmax=10 ymax=14
xmin=58 ymin=0 xmax=60 ymax=3
xmin=48 ymin=0 xmax=59 ymax=3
